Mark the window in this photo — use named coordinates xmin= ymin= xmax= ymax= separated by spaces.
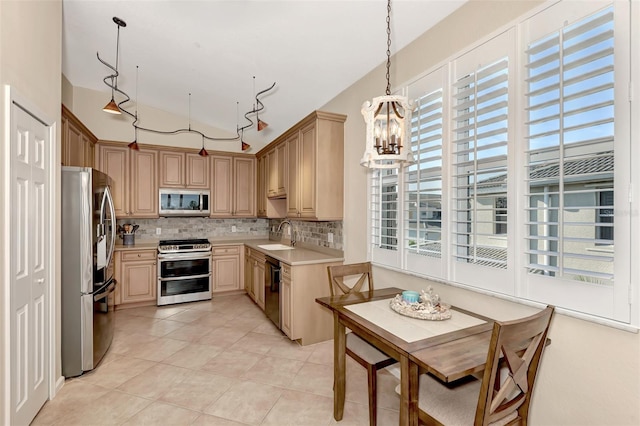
xmin=525 ymin=5 xmax=614 ymax=282
xmin=367 ymin=0 xmax=632 ymax=323
xmin=597 ymin=190 xmax=614 ymax=242
xmin=495 ymin=197 xmax=507 ymax=235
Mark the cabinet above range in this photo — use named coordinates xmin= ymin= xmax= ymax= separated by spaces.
xmin=159 ymin=149 xmax=210 ymax=189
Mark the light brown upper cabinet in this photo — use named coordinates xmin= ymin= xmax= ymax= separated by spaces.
xmin=210 ymin=154 xmax=256 ymax=218
xmin=256 ymin=155 xmax=286 ymax=219
xmin=256 ymin=156 xmax=267 ymax=217
xmin=159 ymin=150 xmax=210 ymax=189
xmin=266 ymin=142 xmax=287 ymax=198
xmin=285 ymin=111 xmax=346 ymax=220
xmin=61 ymin=105 xmax=97 ymax=168
xmin=96 ymin=142 xmax=158 ymax=218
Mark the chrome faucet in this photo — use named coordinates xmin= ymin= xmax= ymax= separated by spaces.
xmin=277 ymin=219 xmax=295 ymax=246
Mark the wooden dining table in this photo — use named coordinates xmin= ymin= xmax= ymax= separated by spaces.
xmin=316 ymin=287 xmax=496 ymax=426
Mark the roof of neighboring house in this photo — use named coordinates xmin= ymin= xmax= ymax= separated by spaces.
xmin=530 ymin=153 xmax=614 ymax=180
xmin=409 ymin=241 xmax=507 ymax=269
xmin=475 ymin=152 xmax=613 ymax=194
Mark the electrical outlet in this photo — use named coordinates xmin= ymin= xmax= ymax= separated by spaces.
xmin=328 ymin=232 xmax=334 ymax=243
xmin=285 ymin=227 xmax=290 ymax=236
xmin=156 ymin=227 xmax=161 ymax=235
xmin=232 ymin=225 xmax=237 ymax=233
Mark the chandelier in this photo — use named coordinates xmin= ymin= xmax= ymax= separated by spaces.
xmin=97 ymin=17 xmax=276 ymax=155
xmin=360 ymin=0 xmax=414 ymax=169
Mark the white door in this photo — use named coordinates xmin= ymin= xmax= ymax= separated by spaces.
xmin=10 ymin=102 xmax=50 ymax=425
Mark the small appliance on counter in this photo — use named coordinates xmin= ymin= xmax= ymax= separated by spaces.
xmin=118 ymin=223 xmax=139 ymax=245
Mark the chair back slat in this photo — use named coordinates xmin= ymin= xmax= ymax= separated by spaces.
xmin=476 ymin=306 xmax=554 ymax=426
xmin=327 ymin=262 xmax=374 ymax=296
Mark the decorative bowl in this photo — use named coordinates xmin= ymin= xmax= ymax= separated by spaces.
xmin=402 ymin=290 xmax=420 ymax=304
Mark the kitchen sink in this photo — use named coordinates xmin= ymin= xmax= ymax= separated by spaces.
xmin=257 ymin=244 xmax=295 ymax=251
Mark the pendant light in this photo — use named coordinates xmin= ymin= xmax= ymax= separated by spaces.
xmin=360 ymin=0 xmax=414 ymax=169
xmin=128 ymin=126 xmax=140 ymax=151
xmin=240 ymin=128 xmax=251 ymax=151
xmin=199 ymin=135 xmax=209 ymax=157
xmin=128 ymin=66 xmax=140 ymax=150
xmin=100 ymin=17 xmax=127 ymax=115
xmin=253 ymin=76 xmax=268 ymax=131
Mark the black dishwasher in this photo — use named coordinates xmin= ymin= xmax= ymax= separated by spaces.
xmin=264 ymin=256 xmax=281 ymax=329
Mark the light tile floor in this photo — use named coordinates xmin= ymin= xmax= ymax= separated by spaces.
xmin=33 ymin=294 xmax=401 ymax=425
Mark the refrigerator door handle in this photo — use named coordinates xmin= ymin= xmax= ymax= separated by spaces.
xmin=94 ymin=279 xmax=116 ymax=302
xmin=101 ymin=185 xmax=117 ymax=270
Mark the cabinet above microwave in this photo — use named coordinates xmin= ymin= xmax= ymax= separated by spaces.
xmin=159 ymin=188 xmax=210 ymax=217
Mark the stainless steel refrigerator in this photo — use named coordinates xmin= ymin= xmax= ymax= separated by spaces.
xmin=61 ymin=167 xmax=117 ymax=377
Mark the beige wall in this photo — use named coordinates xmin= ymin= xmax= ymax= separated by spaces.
xmin=322 ymin=1 xmax=640 ymax=424
xmin=0 ymin=0 xmax=62 ymax=423
xmin=67 ymin=86 xmax=243 ymax=152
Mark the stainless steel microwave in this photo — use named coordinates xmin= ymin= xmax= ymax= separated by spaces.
xmin=159 ymin=188 xmax=210 ymax=217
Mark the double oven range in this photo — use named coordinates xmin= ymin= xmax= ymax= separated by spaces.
xmin=157 ymin=238 xmax=212 ymax=306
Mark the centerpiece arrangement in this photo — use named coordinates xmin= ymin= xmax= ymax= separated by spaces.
xmin=389 ymin=286 xmax=452 ymax=320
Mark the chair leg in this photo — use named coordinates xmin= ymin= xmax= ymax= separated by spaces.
xmin=367 ymin=365 xmax=377 ymax=426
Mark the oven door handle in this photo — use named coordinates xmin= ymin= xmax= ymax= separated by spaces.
xmin=158 ymin=273 xmax=212 ymax=282
xmin=158 ymin=253 xmax=212 ymax=260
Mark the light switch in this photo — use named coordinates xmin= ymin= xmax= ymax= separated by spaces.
xmin=328 ymin=232 xmax=334 ymax=243
xmin=232 ymin=225 xmax=237 ymax=232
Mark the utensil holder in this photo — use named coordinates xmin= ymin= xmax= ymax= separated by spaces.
xmin=123 ymin=233 xmax=135 ymax=246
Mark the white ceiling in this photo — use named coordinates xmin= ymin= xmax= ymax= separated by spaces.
xmin=62 ymin=0 xmax=466 ymax=152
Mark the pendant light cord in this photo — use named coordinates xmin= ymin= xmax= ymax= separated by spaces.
xmin=385 ymin=0 xmax=392 ymax=96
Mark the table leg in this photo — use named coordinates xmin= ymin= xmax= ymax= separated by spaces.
xmin=399 ymin=356 xmax=419 ymax=426
xmin=333 ymin=312 xmax=346 ymax=421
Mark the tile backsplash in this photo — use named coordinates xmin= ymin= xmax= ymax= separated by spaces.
xmin=116 ymin=217 xmax=343 ymax=250
xmin=268 ymin=219 xmax=343 ymax=250
xmin=117 ymin=217 xmax=269 ymax=241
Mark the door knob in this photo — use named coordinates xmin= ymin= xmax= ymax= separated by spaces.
xmin=35 ymin=278 xmax=45 ymax=284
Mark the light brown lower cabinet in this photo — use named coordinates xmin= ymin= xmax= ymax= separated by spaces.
xmin=279 ymin=261 xmax=341 ymax=345
xmin=212 ymin=245 xmax=243 ymax=293
xmin=244 ymin=247 xmax=254 ymax=299
xmin=244 ymin=247 xmax=265 ymax=310
xmin=253 ymin=253 xmax=266 ymax=310
xmin=115 ymin=249 xmax=157 ymax=307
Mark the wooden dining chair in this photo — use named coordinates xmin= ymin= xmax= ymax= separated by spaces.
xmin=414 ymin=305 xmax=554 ymax=426
xmin=327 ymin=262 xmax=398 ymax=426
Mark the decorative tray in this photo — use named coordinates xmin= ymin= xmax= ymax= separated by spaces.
xmin=389 ymin=287 xmax=452 ymax=321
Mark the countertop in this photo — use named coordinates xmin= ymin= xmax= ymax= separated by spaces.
xmin=243 ymin=239 xmax=343 ymax=266
xmin=114 ymin=241 xmax=159 ymax=251
xmin=114 ymin=238 xmax=343 ymax=266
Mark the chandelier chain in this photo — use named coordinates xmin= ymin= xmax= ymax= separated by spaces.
xmin=385 ymin=0 xmax=392 ymax=96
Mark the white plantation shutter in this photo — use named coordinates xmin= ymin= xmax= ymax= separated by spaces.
xmin=522 ymin=1 xmax=630 ymax=322
xmin=450 ymin=30 xmax=515 ymax=293
xmin=404 ymin=67 xmax=447 ymax=277
xmin=370 ymin=167 xmax=401 ymax=268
